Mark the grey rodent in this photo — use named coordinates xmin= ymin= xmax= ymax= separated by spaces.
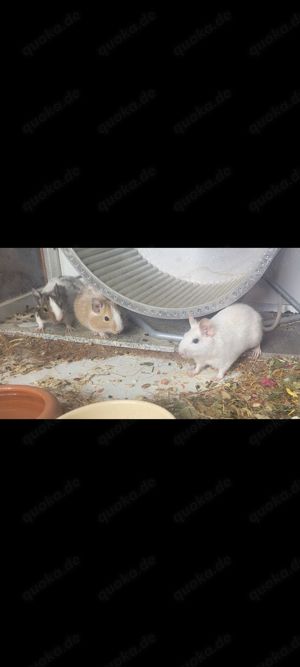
xmin=179 ymin=303 xmax=268 ymax=380
xmin=73 ymin=288 xmax=124 ymax=337
xmin=32 ymin=276 xmax=83 ymax=333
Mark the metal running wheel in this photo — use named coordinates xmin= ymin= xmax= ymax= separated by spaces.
xmin=61 ymin=248 xmax=280 ymax=319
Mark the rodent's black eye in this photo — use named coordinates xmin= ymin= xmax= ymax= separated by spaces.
xmin=192 ymin=338 xmax=199 ymax=344
xmin=44 ymin=308 xmax=48 ymax=313
xmin=104 ymin=316 xmax=110 ymax=322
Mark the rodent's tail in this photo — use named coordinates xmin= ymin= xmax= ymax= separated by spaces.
xmin=262 ymin=301 xmax=283 ymax=332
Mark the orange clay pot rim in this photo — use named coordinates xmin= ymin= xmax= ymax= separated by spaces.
xmin=0 ymin=384 xmax=58 ymax=397
xmin=0 ymin=384 xmax=61 ymax=419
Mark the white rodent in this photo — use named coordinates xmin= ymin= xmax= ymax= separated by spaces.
xmin=178 ymin=303 xmax=265 ymax=380
xmin=74 ymin=288 xmax=124 ymax=337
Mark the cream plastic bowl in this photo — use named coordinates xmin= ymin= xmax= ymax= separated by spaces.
xmin=58 ymin=400 xmax=175 ymax=420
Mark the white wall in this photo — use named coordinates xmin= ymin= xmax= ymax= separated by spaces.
xmin=267 ymin=248 xmax=300 ymax=303
xmin=244 ymin=248 xmax=299 ymax=313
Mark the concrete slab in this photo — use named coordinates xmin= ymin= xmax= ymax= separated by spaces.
xmin=0 ymin=352 xmax=229 ymax=400
xmin=1 ymin=315 xmax=299 ymax=355
xmin=0 ymin=318 xmax=176 ymax=353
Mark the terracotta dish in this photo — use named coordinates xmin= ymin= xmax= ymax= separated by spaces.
xmin=0 ymin=385 xmax=62 ymax=419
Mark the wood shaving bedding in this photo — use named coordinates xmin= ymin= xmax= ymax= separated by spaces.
xmin=0 ymin=333 xmax=299 ymax=419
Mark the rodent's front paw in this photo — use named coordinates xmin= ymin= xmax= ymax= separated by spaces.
xmin=91 ymin=331 xmax=108 ymax=338
xmin=65 ymin=325 xmax=75 ymax=334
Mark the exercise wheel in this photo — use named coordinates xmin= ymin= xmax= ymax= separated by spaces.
xmin=61 ymin=248 xmax=280 ymax=320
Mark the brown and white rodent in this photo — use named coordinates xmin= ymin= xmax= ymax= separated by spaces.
xmin=178 ymin=303 xmax=282 ymax=380
xmin=74 ymin=288 xmax=124 ymax=337
xmin=32 ymin=276 xmax=84 ymax=333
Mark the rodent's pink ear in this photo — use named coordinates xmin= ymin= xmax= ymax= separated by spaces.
xmin=199 ymin=318 xmax=215 ymax=337
xmin=189 ymin=313 xmax=196 ymax=326
xmin=92 ymin=298 xmax=104 ymax=313
xmin=32 ymin=288 xmax=41 ymax=301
